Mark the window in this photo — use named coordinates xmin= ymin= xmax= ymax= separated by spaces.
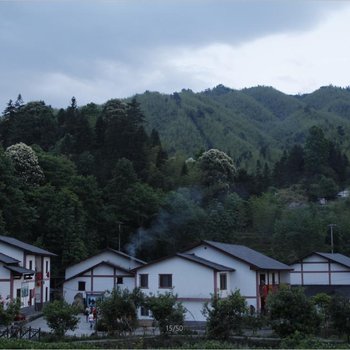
xmin=45 ymin=287 xmax=48 ymax=302
xmin=116 ymin=277 xmax=123 ymax=284
xmin=45 ymin=260 xmax=49 ymax=274
xmin=140 ymin=306 xmax=150 ymax=317
xmin=78 ymin=281 xmax=86 ymax=291
xmin=219 ymin=273 xmax=227 ymax=290
xmin=159 ymin=274 xmax=172 ymax=288
xmin=29 ymin=260 xmax=33 ymax=270
xmin=139 ymin=274 xmax=148 ymax=288
xmin=16 ymin=288 xmax=21 ymax=299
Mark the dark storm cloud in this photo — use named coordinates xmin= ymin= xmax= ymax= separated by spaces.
xmin=0 ymin=0 xmax=346 ymax=107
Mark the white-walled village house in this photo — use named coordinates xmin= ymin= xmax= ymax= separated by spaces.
xmin=290 ymin=252 xmax=350 ymax=296
xmin=63 ymin=248 xmax=145 ymax=305
xmin=0 ymin=235 xmax=55 ymax=311
xmin=134 ymin=240 xmax=292 ymax=322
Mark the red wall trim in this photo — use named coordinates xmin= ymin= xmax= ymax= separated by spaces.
xmin=213 ymin=271 xmax=217 ymax=295
xmin=291 ymin=271 xmax=350 ymax=274
xmin=256 ymin=271 xmax=260 ymax=311
xmin=10 ymin=273 xmax=13 ymax=299
xmin=177 ymin=297 xmax=211 ymax=302
xmin=301 ymin=261 xmax=304 ymax=286
xmin=81 ymin=274 xmax=132 ymax=278
xmin=40 ymin=257 xmax=43 ymax=304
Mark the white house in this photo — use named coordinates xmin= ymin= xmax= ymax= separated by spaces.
xmin=63 ymin=248 xmax=145 ymax=306
xmin=134 ymin=240 xmax=292 ymax=322
xmin=0 ymin=235 xmax=56 ymax=312
xmin=290 ymin=252 xmax=350 ymax=296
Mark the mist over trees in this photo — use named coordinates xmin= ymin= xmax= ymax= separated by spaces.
xmin=0 ymin=87 xmax=350 ymax=276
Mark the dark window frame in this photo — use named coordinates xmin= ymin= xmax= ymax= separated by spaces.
xmin=219 ymin=273 xmax=227 ymax=290
xmin=159 ymin=274 xmax=172 ymax=288
xmin=140 ymin=306 xmax=150 ymax=316
xmin=139 ymin=274 xmax=149 ymax=288
xmin=78 ymin=281 xmax=86 ymax=291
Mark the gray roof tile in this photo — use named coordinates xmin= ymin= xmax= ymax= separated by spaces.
xmin=177 ymin=253 xmax=234 ymax=271
xmin=4 ymin=265 xmax=35 ymax=275
xmin=0 ymin=235 xmax=56 ymax=256
xmin=0 ymin=252 xmax=20 ymax=264
xmin=203 ymin=240 xmax=292 ymax=270
xmin=316 ymin=252 xmax=350 ymax=269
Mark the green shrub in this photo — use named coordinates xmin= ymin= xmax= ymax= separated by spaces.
xmin=203 ymin=290 xmax=248 ymax=340
xmin=267 ymin=286 xmax=320 ymax=337
xmin=43 ymin=300 xmax=79 ymax=337
xmin=144 ymin=292 xmax=185 ymax=335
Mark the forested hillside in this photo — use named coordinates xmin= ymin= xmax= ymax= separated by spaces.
xmin=136 ymin=85 xmax=350 ymax=170
xmin=0 ymin=86 xmax=349 ymax=278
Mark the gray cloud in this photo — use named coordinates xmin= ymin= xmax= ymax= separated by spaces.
xmin=0 ymin=0 xmax=347 ymax=108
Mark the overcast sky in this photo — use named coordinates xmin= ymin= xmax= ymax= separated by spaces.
xmin=0 ymin=0 xmax=349 ymax=108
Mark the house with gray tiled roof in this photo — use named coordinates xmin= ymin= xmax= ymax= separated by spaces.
xmin=0 ymin=235 xmax=55 ymax=312
xmin=133 ymin=240 xmax=292 ymax=322
xmin=63 ymin=248 xmax=145 ymax=306
xmin=290 ymin=251 xmax=350 ymax=296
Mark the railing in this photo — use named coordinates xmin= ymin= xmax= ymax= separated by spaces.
xmin=259 ymin=284 xmax=279 ymax=297
xmin=0 ymin=326 xmax=41 ymax=340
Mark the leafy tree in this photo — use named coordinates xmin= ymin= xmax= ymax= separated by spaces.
xmin=98 ymin=288 xmax=144 ymax=335
xmin=5 ymin=143 xmax=44 ymax=186
xmin=30 ymin=186 xmax=88 ymax=271
xmin=312 ymin=293 xmax=331 ymax=337
xmin=144 ymin=292 xmax=185 ymax=335
xmin=0 ymin=298 xmax=20 ymax=326
xmin=272 ymin=208 xmax=326 ymax=262
xmin=57 ymin=97 xmax=93 ymax=155
xmin=198 ymin=149 xmax=236 ymax=200
xmin=304 ymin=126 xmax=329 ymax=177
xmin=0 ymin=101 xmax=58 ymax=150
xmin=267 ymin=286 xmax=320 ymax=337
xmin=43 ymin=300 xmax=79 ymax=337
xmin=37 ymin=151 xmax=77 ymax=188
xmin=203 ymin=290 xmax=248 ymax=340
xmin=0 ymin=147 xmax=35 ymax=239
xmin=328 ymin=295 xmax=350 ymax=341
xmin=250 ymin=192 xmax=281 ymax=236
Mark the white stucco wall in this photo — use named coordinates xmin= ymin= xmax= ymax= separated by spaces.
xmin=290 ymin=254 xmax=350 ymax=286
xmin=0 ymin=243 xmax=23 ymax=264
xmin=185 ymin=245 xmax=257 ymax=299
xmin=0 ymin=262 xmax=11 ymax=299
xmin=63 ymin=263 xmax=136 ymax=304
xmin=136 ymin=256 xmax=215 ymax=298
xmin=135 ymin=256 xmax=226 ymax=321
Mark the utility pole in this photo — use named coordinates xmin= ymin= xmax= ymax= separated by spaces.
xmin=328 ymin=224 xmax=337 ymax=254
xmin=116 ymin=221 xmax=123 ymax=251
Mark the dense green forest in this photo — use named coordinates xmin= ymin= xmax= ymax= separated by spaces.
xmin=0 ymin=86 xmax=350 ymax=277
